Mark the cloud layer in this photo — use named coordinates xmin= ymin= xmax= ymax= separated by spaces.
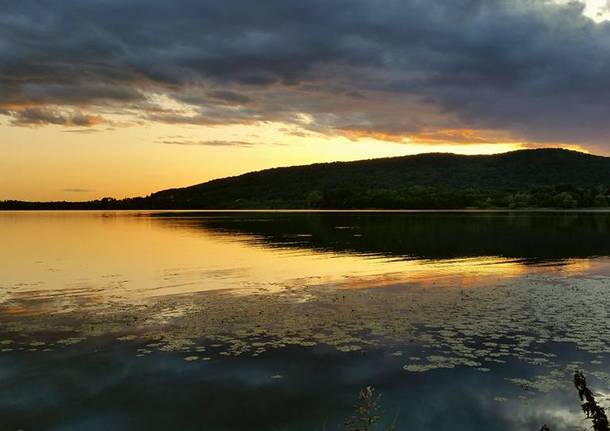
xmin=1 ymin=0 xmax=610 ymax=149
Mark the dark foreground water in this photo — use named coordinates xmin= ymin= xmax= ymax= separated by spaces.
xmin=1 ymin=211 xmax=610 ymax=430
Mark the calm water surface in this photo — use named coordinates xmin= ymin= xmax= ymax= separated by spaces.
xmin=1 ymin=211 xmax=610 ymax=430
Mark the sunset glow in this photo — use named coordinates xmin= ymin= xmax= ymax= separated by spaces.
xmin=1 ymin=0 xmax=609 ymax=201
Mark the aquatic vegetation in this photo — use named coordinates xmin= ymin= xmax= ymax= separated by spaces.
xmin=574 ymin=370 xmax=610 ymax=431
xmin=2 ymin=253 xmax=610 ymax=431
xmin=2 ymin=212 xmax=609 ymax=430
xmin=344 ymin=386 xmax=395 ymax=431
xmin=344 ymin=373 xmax=609 ymax=431
xmin=506 ymin=370 xmax=568 ymax=394
xmin=539 ymin=370 xmax=610 ymax=431
xmin=56 ymin=337 xmax=86 ymax=346
xmin=2 ymin=271 xmax=610 ymax=385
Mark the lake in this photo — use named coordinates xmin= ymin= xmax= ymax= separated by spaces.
xmin=1 ymin=210 xmax=610 ymax=430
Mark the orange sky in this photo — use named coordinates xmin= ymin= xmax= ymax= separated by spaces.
xmin=1 ymin=0 xmax=609 ymax=201
xmin=1 ymin=118 xmax=590 ymax=201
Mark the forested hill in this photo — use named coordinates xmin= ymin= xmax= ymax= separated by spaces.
xmin=139 ymin=148 xmax=610 ymax=209
xmin=3 ymin=149 xmax=610 ymax=210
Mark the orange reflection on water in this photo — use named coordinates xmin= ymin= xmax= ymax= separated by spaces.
xmin=0 ymin=211 xmax=606 ymax=316
xmin=331 ymin=258 xmax=598 ymax=291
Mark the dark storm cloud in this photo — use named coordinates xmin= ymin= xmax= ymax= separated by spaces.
xmin=207 ymin=91 xmax=252 ymax=105
xmin=12 ymin=108 xmax=67 ymax=126
xmin=10 ymin=107 xmax=104 ymax=127
xmin=1 ymin=0 xmax=610 ymax=147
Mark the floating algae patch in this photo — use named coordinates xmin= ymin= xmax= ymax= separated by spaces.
xmin=116 ymin=335 xmax=138 ymax=341
xmin=506 ymin=369 xmax=569 ymax=393
xmin=1 ymin=271 xmax=610 ymax=384
xmin=403 ymin=355 xmax=482 ymax=373
xmin=56 ymin=337 xmax=86 ymax=346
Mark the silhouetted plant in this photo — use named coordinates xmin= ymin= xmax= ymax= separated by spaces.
xmin=344 ymin=386 xmax=396 ymax=431
xmin=574 ymin=370 xmax=610 ymax=431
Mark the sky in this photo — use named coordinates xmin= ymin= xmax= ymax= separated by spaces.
xmin=1 ymin=0 xmax=610 ymax=201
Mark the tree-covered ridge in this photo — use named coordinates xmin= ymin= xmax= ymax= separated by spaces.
xmin=2 ymin=149 xmax=610 ymax=210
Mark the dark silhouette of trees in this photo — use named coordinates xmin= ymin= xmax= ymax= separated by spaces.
xmin=2 ymin=149 xmax=609 ymax=210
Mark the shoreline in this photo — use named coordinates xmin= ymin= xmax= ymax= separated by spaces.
xmin=1 ymin=208 xmax=610 ymax=213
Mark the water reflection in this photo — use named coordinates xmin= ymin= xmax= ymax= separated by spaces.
xmin=2 ymin=211 xmax=609 ymax=313
xmin=0 ymin=344 xmax=589 ymax=431
xmin=0 ymin=211 xmax=609 ymax=431
xmin=153 ymin=211 xmax=610 ymax=262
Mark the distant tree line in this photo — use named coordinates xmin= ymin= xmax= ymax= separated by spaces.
xmin=2 ymin=150 xmax=610 ymax=210
xmin=304 ymin=184 xmax=610 ymax=209
xmin=1 ymin=184 xmax=609 ymax=210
